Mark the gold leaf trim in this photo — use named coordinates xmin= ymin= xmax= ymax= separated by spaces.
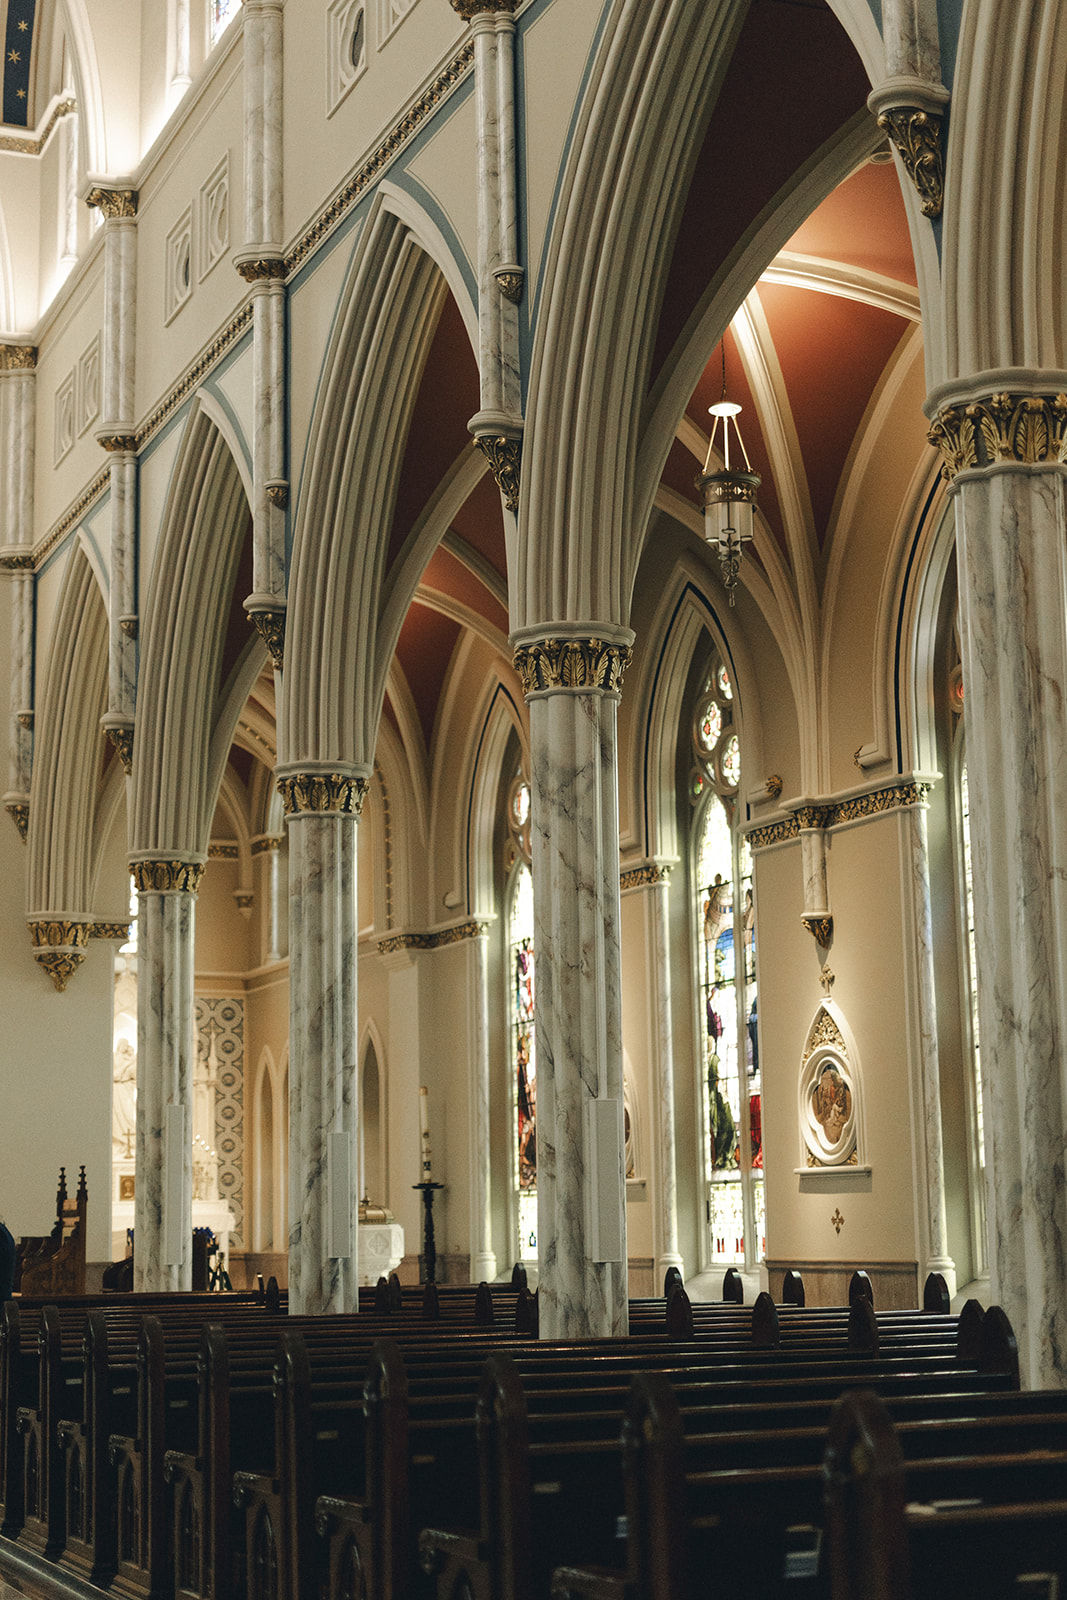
xmin=284 ymin=44 xmax=474 ymax=276
xmin=86 ymin=186 xmax=139 ymax=219
xmin=277 ymin=773 xmax=369 ymax=817
xmin=620 ymin=864 xmax=673 ymax=891
xmin=131 ymin=859 xmax=206 ymax=894
xmin=208 ymin=841 xmax=239 ymax=859
xmin=876 ymin=106 xmax=944 ymax=217
xmin=929 ymin=392 xmax=1067 ymax=482
xmin=6 ymin=801 xmax=29 ymax=841
xmin=236 ymin=257 xmax=287 ymax=282
xmin=0 ymin=344 xmax=37 ymax=371
xmin=513 ymin=637 xmax=633 ymax=696
xmin=377 ymin=919 xmax=489 ymax=954
xmin=248 ymin=607 xmax=285 ymax=671
xmin=251 ymin=834 xmax=284 ymax=855
xmin=0 ymin=550 xmax=35 ymax=571
xmin=475 ymin=433 xmax=521 ymax=512
xmin=831 ymin=782 xmax=932 ymax=823
xmin=0 ymin=97 xmax=76 ymax=156
xmin=494 ymin=269 xmax=524 ymax=303
xmin=99 ymin=435 xmax=137 ymax=454
xmin=104 ymin=724 xmax=134 ymax=775
xmin=746 ymin=817 xmax=799 ymax=849
xmin=90 ymin=922 xmax=132 ymax=941
xmin=801 ymin=914 xmax=833 ymax=947
xmin=450 ymin=0 xmax=517 ymax=16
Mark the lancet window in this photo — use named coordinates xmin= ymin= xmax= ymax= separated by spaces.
xmin=691 ymin=659 xmax=764 ymax=1268
xmin=505 ymin=772 xmax=536 ymax=1261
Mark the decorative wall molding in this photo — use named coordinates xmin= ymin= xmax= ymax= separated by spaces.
xmin=0 ymin=96 xmax=76 ymax=156
xmin=377 ymin=918 xmax=489 ymax=954
xmin=513 ymin=636 xmax=633 ymax=697
xmin=284 ymin=41 xmax=474 ymax=275
xmin=103 ymin=722 xmax=134 ymax=775
xmin=620 ymin=863 xmax=672 ymax=892
xmin=277 ymin=772 xmax=369 ymax=816
xmin=208 ymin=841 xmax=240 ymax=859
xmin=250 ymin=834 xmax=284 ymax=855
xmin=449 ymin=0 xmax=518 ymax=18
xmin=798 ymin=1001 xmax=864 ymax=1170
xmin=5 ymin=800 xmax=29 ymax=840
xmin=875 ymin=105 xmax=944 ymax=217
xmin=929 ymin=392 xmax=1067 ymax=482
xmin=90 ymin=921 xmax=132 ymax=941
xmin=130 ymin=859 xmax=206 ymax=894
xmin=747 ymin=781 xmax=934 ymax=850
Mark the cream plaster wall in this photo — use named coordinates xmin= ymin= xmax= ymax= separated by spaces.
xmin=29 ymin=251 xmax=106 ymax=537
xmin=0 ymin=156 xmax=42 ymax=332
xmin=758 ymin=815 xmax=921 ymax=1274
xmin=282 ymin=0 xmax=465 ymax=252
xmin=0 ymin=581 xmax=113 ymax=1260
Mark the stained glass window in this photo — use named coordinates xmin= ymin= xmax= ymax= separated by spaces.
xmin=692 ymin=656 xmax=763 ymax=1267
xmin=509 ymin=857 xmax=537 ymax=1259
xmin=211 ymin=0 xmax=241 ymax=46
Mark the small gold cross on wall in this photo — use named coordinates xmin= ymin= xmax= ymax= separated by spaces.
xmin=831 ymin=1208 xmax=844 ymax=1234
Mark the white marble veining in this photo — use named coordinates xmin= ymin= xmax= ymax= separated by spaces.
xmin=530 ymin=687 xmax=628 ymax=1338
xmin=135 ymin=885 xmax=197 ymax=1290
xmin=881 ymin=0 xmax=943 ymax=86
xmin=102 ymin=218 xmax=138 ymax=432
xmin=471 ymin=15 xmax=521 ymax=424
xmin=650 ymin=873 xmax=682 ymax=1282
xmin=469 ymin=927 xmax=497 ymax=1282
xmin=287 ymin=809 xmax=360 ymax=1314
xmin=251 ymin=281 xmax=287 ymax=603
xmin=110 ymin=453 xmax=138 ymax=720
xmin=9 ymin=573 xmax=32 ymax=793
xmin=799 ymin=825 xmax=829 ymax=918
xmin=2 ymin=368 xmax=35 ymax=797
xmin=956 ymin=465 xmax=1067 ymax=1388
xmin=243 ymin=0 xmax=284 ymax=252
xmin=903 ymin=802 xmax=954 ymax=1289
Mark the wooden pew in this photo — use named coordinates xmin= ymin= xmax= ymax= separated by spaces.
xmin=823 ymin=1388 xmax=1067 ymax=1600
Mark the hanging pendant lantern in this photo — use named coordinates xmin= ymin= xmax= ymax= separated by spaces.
xmin=696 ymin=343 xmax=761 ymax=606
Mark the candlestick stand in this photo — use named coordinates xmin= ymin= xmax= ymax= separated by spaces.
xmin=413 ymin=1180 xmax=444 ymax=1283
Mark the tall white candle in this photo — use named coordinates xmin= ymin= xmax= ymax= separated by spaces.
xmin=419 ymin=1085 xmax=432 ymax=1179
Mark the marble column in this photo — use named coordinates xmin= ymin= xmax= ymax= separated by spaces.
xmin=469 ymin=923 xmax=497 ymax=1282
xmin=513 ymin=629 xmax=632 ymax=1338
xmin=900 ymin=795 xmax=955 ymax=1295
xmin=451 ymin=0 xmax=523 ymax=513
xmin=0 ymin=345 xmax=36 ymax=840
xmin=646 ymin=865 xmax=683 ymax=1284
xmin=929 ymin=387 xmax=1067 ymax=1386
xmin=237 ymin=0 xmax=288 ymax=665
xmin=131 ymin=858 xmax=204 ymax=1292
xmin=278 ymin=768 xmax=367 ymax=1314
xmin=87 ymin=185 xmax=140 ymax=773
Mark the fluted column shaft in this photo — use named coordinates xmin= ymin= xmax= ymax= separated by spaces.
xmin=133 ymin=860 xmax=203 ymax=1291
xmin=515 ymin=631 xmax=632 ymax=1338
xmin=280 ymin=770 xmax=366 ymax=1313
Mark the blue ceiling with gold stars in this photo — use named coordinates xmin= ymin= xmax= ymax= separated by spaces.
xmin=2 ymin=0 xmax=38 ymax=129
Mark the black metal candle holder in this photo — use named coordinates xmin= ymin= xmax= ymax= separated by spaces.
xmin=413 ymin=1180 xmax=444 ymax=1284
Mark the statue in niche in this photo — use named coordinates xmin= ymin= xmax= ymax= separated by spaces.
xmin=812 ymin=1063 xmax=851 ymax=1148
xmin=113 ymin=1038 xmax=137 ymax=1158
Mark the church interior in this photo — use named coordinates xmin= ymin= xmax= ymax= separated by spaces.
xmin=2 ymin=0 xmax=1067 ymax=1422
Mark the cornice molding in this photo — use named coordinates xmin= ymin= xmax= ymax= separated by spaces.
xmin=0 ymin=95 xmax=76 ymax=156
xmin=377 ymin=919 xmax=489 ymax=954
xmin=747 ymin=781 xmax=934 ymax=849
xmin=620 ymin=863 xmax=673 ymax=892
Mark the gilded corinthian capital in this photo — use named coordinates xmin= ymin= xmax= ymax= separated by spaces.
xmin=277 ymin=772 xmax=369 ymax=817
xmin=449 ymin=0 xmax=517 ymax=18
xmin=512 ymin=636 xmax=633 ymax=697
xmin=28 ymin=919 xmax=91 ymax=991
xmin=130 ymin=859 xmax=206 ymax=894
xmin=86 ymin=186 xmax=139 ymax=219
xmin=928 ymin=391 xmax=1067 ymax=481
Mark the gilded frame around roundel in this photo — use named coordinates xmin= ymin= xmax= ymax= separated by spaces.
xmin=797 ymin=1028 xmax=858 ymax=1169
